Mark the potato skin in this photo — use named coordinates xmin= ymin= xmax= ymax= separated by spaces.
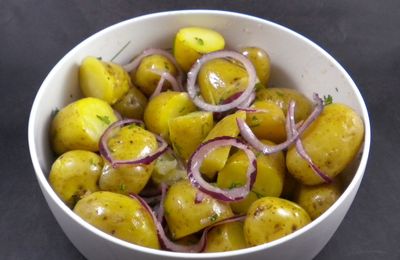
xmin=164 ymin=181 xmax=233 ymax=239
xmin=256 ymin=87 xmax=312 ymax=122
xmin=286 ymin=103 xmax=364 ymax=185
xmin=50 ymin=97 xmax=118 ymax=154
xmin=241 ymin=47 xmax=271 ymax=86
xmin=204 ymin=222 xmax=247 ymax=252
xmin=79 ymin=57 xmax=130 ymax=104
xmin=49 ymin=150 xmax=103 ymax=207
xmin=74 ymin=191 xmax=160 ymax=249
xmin=112 ymin=86 xmax=148 ymax=120
xmin=294 ymin=181 xmax=342 ymax=220
xmin=244 ymin=197 xmax=310 ymax=246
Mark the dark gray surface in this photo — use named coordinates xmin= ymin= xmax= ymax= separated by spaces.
xmin=1 ymin=0 xmax=399 ymax=259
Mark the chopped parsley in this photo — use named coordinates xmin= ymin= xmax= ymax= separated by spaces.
xmin=229 ymin=182 xmax=243 ymax=189
xmin=97 ymin=115 xmax=111 ymax=125
xmin=119 ymin=183 xmax=126 ymax=192
xmin=254 ymin=82 xmax=264 ymax=91
xmin=194 ymin=37 xmax=204 ymax=46
xmin=323 ymin=94 xmax=333 ymax=105
xmin=252 ymin=190 xmax=264 ymax=199
xmin=209 ymin=213 xmax=218 ymax=222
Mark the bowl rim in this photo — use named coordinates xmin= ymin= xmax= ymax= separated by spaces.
xmin=28 ymin=9 xmax=371 ymax=258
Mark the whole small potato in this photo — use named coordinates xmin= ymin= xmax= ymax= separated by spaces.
xmin=79 ymin=56 xmax=130 ymax=104
xmin=74 ymin=191 xmax=159 ymax=249
xmin=51 ymin=97 xmax=118 ymax=154
xmin=112 ymin=86 xmax=148 ymax=120
xmin=256 ymin=87 xmax=313 ymax=122
xmin=99 ymin=124 xmax=157 ymax=194
xmin=241 ymin=47 xmax=271 ymax=86
xmin=244 ymin=197 xmax=310 ymax=246
xmin=204 ymin=222 xmax=247 ymax=252
xmin=133 ymin=54 xmax=177 ymax=96
xmin=200 ymin=111 xmax=246 ymax=180
xmin=169 ymin=111 xmax=214 ymax=161
xmin=294 ymin=181 xmax=342 ymax=220
xmin=217 ymin=140 xmax=285 ymax=214
xmin=198 ymin=58 xmax=248 ymax=105
xmin=286 ymin=103 xmax=364 ymax=185
xmin=245 ymin=100 xmax=286 ymax=143
xmin=164 ymin=180 xmax=233 ymax=239
xmin=49 ymin=150 xmax=103 ymax=207
xmin=144 ymin=91 xmax=197 ymax=141
xmin=174 ymin=27 xmax=225 ymax=72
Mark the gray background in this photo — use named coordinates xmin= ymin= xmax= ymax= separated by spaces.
xmin=1 ymin=0 xmax=399 ymax=259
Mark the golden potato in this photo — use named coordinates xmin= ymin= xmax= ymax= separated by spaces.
xmin=112 ymin=86 xmax=148 ymax=120
xmin=49 ymin=150 xmax=103 ymax=207
xmin=144 ymin=91 xmax=197 ymax=141
xmin=241 ymin=47 xmax=271 ymax=86
xmin=294 ymin=181 xmax=342 ymax=220
xmin=133 ymin=54 xmax=177 ymax=96
xmin=204 ymin=222 xmax=247 ymax=252
xmin=200 ymin=111 xmax=246 ymax=180
xmin=79 ymin=56 xmax=130 ymax=104
xmin=174 ymin=27 xmax=225 ymax=72
xmin=169 ymin=111 xmax=214 ymax=161
xmin=198 ymin=58 xmax=248 ymax=105
xmin=244 ymin=197 xmax=310 ymax=246
xmin=256 ymin=87 xmax=313 ymax=122
xmin=50 ymin=97 xmax=118 ymax=154
xmin=74 ymin=191 xmax=159 ymax=249
xmin=286 ymin=103 xmax=364 ymax=185
xmin=164 ymin=180 xmax=233 ymax=239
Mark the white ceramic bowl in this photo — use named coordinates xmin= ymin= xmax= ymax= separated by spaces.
xmin=28 ymin=10 xmax=371 ymax=260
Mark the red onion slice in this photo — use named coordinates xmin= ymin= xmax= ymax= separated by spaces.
xmin=99 ymin=119 xmax=168 ymax=167
xmin=130 ymin=192 xmax=245 ymax=253
xmin=149 ymin=76 xmax=166 ymax=99
xmin=187 ymin=136 xmax=257 ymax=201
xmin=237 ymin=93 xmax=324 ymax=154
xmin=287 ymin=97 xmax=332 ymax=183
xmin=123 ymin=48 xmax=184 ymax=90
xmin=187 ymin=50 xmax=257 ymax=112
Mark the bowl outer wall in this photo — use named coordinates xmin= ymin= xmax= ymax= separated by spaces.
xmin=28 ymin=10 xmax=371 ymax=260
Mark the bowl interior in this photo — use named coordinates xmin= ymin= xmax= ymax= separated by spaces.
xmin=29 ymin=10 xmax=370 ymax=258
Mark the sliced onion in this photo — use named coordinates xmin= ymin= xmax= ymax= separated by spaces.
xmin=149 ymin=75 xmax=166 ymax=99
xmin=187 ymin=50 xmax=257 ymax=112
xmin=99 ymin=119 xmax=168 ymax=167
xmin=157 ymin=183 xmax=167 ymax=223
xmin=130 ymin=192 xmax=245 ymax=253
xmin=237 ymin=91 xmax=256 ymax=109
xmin=187 ymin=136 xmax=257 ymax=201
xmin=123 ymin=48 xmax=184 ymax=90
xmin=237 ymin=93 xmax=324 ymax=154
xmin=287 ymin=96 xmax=332 ymax=183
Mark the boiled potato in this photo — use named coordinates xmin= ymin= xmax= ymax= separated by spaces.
xmin=99 ymin=124 xmax=157 ymax=194
xmin=204 ymin=222 xmax=247 ymax=252
xmin=79 ymin=57 xmax=130 ymax=104
xmin=198 ymin=58 xmax=248 ymax=105
xmin=241 ymin=47 xmax=271 ymax=86
xmin=132 ymin=54 xmax=177 ymax=96
xmin=144 ymin=91 xmax=197 ymax=141
xmin=200 ymin=111 xmax=246 ymax=180
xmin=294 ymin=181 xmax=342 ymax=220
xmin=256 ymin=87 xmax=313 ymax=122
xmin=217 ymin=140 xmax=285 ymax=214
xmin=174 ymin=27 xmax=225 ymax=72
xmin=112 ymin=86 xmax=148 ymax=120
xmin=51 ymin=97 xmax=118 ymax=154
xmin=164 ymin=180 xmax=233 ymax=239
xmin=286 ymin=103 xmax=364 ymax=185
xmin=245 ymin=100 xmax=286 ymax=143
xmin=169 ymin=111 xmax=214 ymax=161
xmin=244 ymin=197 xmax=311 ymax=246
xmin=151 ymin=150 xmax=187 ymax=185
xmin=74 ymin=191 xmax=159 ymax=249
xmin=49 ymin=150 xmax=103 ymax=208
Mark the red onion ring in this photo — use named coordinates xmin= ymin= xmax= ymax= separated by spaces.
xmin=130 ymin=192 xmax=245 ymax=253
xmin=237 ymin=93 xmax=324 ymax=154
xmin=186 ymin=50 xmax=257 ymax=112
xmin=149 ymin=75 xmax=166 ymax=99
xmin=99 ymin=119 xmax=168 ymax=167
xmin=123 ymin=48 xmax=184 ymax=90
xmin=157 ymin=183 xmax=167 ymax=223
xmin=187 ymin=136 xmax=257 ymax=201
xmin=287 ymin=96 xmax=332 ymax=183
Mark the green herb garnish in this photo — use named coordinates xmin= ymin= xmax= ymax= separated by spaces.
xmin=209 ymin=213 xmax=218 ymax=222
xmin=194 ymin=37 xmax=204 ymax=46
xmin=111 ymin=40 xmax=131 ymax=62
xmin=97 ymin=115 xmax=111 ymax=125
xmin=119 ymin=184 xmax=126 ymax=192
xmin=323 ymin=94 xmax=333 ymax=105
